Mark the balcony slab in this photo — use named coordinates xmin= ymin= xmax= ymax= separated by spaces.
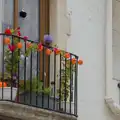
xmin=0 ymin=101 xmax=77 ymax=120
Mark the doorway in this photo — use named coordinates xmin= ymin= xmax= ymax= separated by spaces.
xmin=3 ymin=0 xmax=50 ymax=85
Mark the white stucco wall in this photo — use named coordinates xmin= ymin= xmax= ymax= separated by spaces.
xmin=67 ymin=0 xmax=115 ymax=120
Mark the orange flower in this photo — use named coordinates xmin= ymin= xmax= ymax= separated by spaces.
xmin=38 ymin=43 xmax=43 ymax=52
xmin=0 ymin=82 xmax=7 ymax=87
xmin=17 ymin=42 xmax=22 ymax=49
xmin=46 ymin=49 xmax=52 ymax=55
xmin=78 ymin=59 xmax=83 ymax=65
xmin=4 ymin=37 xmax=10 ymax=45
xmin=71 ymin=58 xmax=77 ymax=65
xmin=54 ymin=48 xmax=61 ymax=55
xmin=26 ymin=42 xmax=32 ymax=48
xmin=65 ymin=53 xmax=70 ymax=59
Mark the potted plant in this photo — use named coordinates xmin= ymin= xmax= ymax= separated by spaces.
xmin=0 ymin=72 xmax=17 ymax=100
xmin=19 ymin=77 xmax=54 ymax=109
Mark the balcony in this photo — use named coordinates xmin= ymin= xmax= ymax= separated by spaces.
xmin=0 ymin=28 xmax=82 ymax=119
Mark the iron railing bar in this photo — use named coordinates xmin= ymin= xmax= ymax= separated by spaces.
xmin=47 ymin=55 xmax=50 ymax=108
xmin=53 ymin=53 xmax=56 ymax=110
xmin=69 ymin=54 xmax=72 ymax=114
xmin=64 ymin=57 xmax=67 ymax=112
xmin=36 ymin=51 xmax=39 ymax=106
xmin=74 ymin=56 xmax=78 ymax=116
xmin=17 ymin=37 xmax=20 ymax=103
xmin=2 ymin=35 xmax=5 ymax=100
xmin=42 ymin=47 xmax=45 ymax=108
xmin=59 ymin=54 xmax=62 ymax=110
xmin=24 ymin=42 xmax=27 ymax=103
xmin=11 ymin=36 xmax=14 ymax=101
xmin=30 ymin=49 xmax=33 ymax=104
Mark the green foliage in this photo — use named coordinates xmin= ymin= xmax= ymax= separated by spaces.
xmin=4 ymin=37 xmax=32 ymax=75
xmin=57 ymin=55 xmax=75 ymax=101
xmin=19 ymin=78 xmax=51 ymax=95
xmin=0 ymin=72 xmax=11 ymax=80
xmin=4 ymin=48 xmax=20 ymax=74
xmin=0 ymin=72 xmax=15 ymax=86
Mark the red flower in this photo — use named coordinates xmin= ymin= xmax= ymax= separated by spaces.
xmin=8 ymin=44 xmax=16 ymax=52
xmin=38 ymin=43 xmax=43 ymax=52
xmin=17 ymin=31 xmax=21 ymax=36
xmin=5 ymin=28 xmax=12 ymax=35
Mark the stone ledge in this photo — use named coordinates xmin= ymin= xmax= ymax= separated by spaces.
xmin=0 ymin=101 xmax=77 ymax=120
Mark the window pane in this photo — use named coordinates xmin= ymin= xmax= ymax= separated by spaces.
xmin=2 ymin=0 xmax=14 ymax=31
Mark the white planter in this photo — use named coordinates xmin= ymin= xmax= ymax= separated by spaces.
xmin=0 ymin=87 xmax=17 ymax=101
xmin=57 ymin=101 xmax=75 ymax=114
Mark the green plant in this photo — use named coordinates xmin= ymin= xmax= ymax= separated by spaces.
xmin=0 ymin=72 xmax=11 ymax=80
xmin=4 ymin=46 xmax=20 ymax=74
xmin=57 ymin=52 xmax=75 ymax=101
xmin=19 ymin=78 xmax=51 ymax=95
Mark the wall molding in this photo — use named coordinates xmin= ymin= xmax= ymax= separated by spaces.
xmin=105 ymin=97 xmax=120 ymax=117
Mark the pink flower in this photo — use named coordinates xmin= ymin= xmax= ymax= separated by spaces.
xmin=38 ymin=43 xmax=43 ymax=52
xmin=23 ymin=36 xmax=28 ymax=41
xmin=8 ymin=44 xmax=16 ymax=52
xmin=53 ymin=48 xmax=57 ymax=52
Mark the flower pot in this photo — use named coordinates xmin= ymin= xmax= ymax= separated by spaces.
xmin=56 ymin=101 xmax=75 ymax=114
xmin=0 ymin=87 xmax=17 ymax=101
xmin=19 ymin=91 xmax=58 ymax=109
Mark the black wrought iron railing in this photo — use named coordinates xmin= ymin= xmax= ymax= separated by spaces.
xmin=0 ymin=33 xmax=78 ymax=116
